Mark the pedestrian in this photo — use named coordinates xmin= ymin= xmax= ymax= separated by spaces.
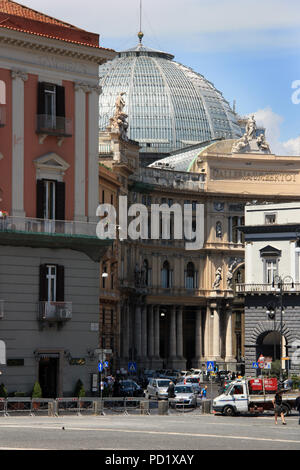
xmin=272 ymin=389 xmax=286 ymax=425
xmin=167 ymin=380 xmax=175 ymax=407
xmin=295 ymin=391 xmax=300 ymax=425
xmin=201 ymin=385 xmax=207 ymax=399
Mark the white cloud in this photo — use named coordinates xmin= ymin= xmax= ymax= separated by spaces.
xmin=16 ymin=0 xmax=300 ymax=51
xmin=251 ymin=107 xmax=300 ymax=156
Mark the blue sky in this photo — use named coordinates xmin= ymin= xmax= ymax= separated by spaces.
xmin=19 ymin=0 xmax=300 ymax=154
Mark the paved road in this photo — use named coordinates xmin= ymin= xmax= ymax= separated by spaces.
xmin=0 ymin=412 xmax=299 ymax=451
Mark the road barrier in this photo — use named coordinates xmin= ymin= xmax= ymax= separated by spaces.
xmin=0 ymin=397 xmax=204 ymax=417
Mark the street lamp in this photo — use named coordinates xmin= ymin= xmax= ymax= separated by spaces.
xmin=270 ymin=275 xmax=294 ymax=384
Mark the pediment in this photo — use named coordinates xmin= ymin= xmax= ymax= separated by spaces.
xmin=259 ymin=245 xmax=281 ymax=257
xmin=34 ymin=153 xmax=70 ymax=173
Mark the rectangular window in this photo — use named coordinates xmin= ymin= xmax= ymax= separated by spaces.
xmin=228 ymin=216 xmax=244 ymax=243
xmin=37 ymin=82 xmax=65 ymax=131
xmin=36 ymin=180 xmax=65 ymax=221
xmin=264 ymin=258 xmax=278 ymax=284
xmin=39 ymin=264 xmax=64 ymax=302
xmin=265 ymin=213 xmax=277 ymax=225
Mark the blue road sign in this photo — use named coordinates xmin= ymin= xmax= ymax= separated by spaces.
xmin=252 ymin=362 xmax=259 ymax=369
xmin=206 ymin=361 xmax=215 ymax=372
xmin=98 ymin=362 xmax=103 ymax=372
xmin=128 ymin=362 xmax=137 ymax=373
xmin=104 ymin=361 xmax=109 ymax=369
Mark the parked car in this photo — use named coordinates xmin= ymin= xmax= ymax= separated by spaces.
xmin=146 ymin=378 xmax=171 ymax=399
xmin=170 ymin=385 xmax=197 ymax=408
xmin=119 ymin=380 xmax=144 ymax=397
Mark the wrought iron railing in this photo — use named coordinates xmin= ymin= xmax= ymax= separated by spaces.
xmin=236 ymin=283 xmax=299 ymax=294
xmin=0 ymin=216 xmax=98 ymax=237
xmin=39 ymin=301 xmax=72 ymax=322
xmin=36 ymin=115 xmax=73 ymax=136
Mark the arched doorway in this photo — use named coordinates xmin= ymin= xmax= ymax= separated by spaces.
xmin=256 ymin=331 xmax=283 ymax=362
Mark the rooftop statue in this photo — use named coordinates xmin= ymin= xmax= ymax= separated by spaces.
xmin=107 ymin=92 xmax=129 ymax=141
xmin=232 ymin=115 xmax=271 ymax=154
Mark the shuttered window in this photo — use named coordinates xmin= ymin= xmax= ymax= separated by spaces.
xmin=39 ymin=264 xmax=65 ymax=302
xmin=36 ymin=180 xmax=65 ymax=221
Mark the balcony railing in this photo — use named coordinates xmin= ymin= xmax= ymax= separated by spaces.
xmin=0 ymin=216 xmax=98 ymax=238
xmin=0 ymin=106 xmax=6 ymax=127
xmin=39 ymin=301 xmax=72 ymax=322
xmin=0 ymin=300 xmax=4 ymax=319
xmin=236 ymin=283 xmax=300 ymax=294
xmin=36 ymin=115 xmax=73 ymax=137
xmin=150 ymin=287 xmax=205 ymax=297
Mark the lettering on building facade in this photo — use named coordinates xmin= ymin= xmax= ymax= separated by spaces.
xmin=212 ymin=168 xmax=297 ymax=183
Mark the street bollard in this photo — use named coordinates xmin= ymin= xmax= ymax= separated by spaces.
xmin=201 ymin=399 xmax=211 ymax=414
xmin=158 ymin=400 xmax=169 ymax=415
xmin=140 ymin=400 xmax=150 ymax=415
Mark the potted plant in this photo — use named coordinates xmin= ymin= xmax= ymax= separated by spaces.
xmin=74 ymin=379 xmax=86 ymax=409
xmin=32 ymin=381 xmax=42 ymax=409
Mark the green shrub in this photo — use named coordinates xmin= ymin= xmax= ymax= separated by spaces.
xmin=74 ymin=379 xmax=86 ymax=398
xmin=32 ymin=381 xmax=42 ymax=398
xmin=0 ymin=383 xmax=8 ymax=398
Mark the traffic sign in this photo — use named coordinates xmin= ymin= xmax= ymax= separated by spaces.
xmin=128 ymin=362 xmax=137 ymax=373
xmin=264 ymin=362 xmax=272 ymax=370
xmin=206 ymin=361 xmax=215 ymax=372
xmin=252 ymin=362 xmax=259 ymax=369
xmin=104 ymin=361 xmax=109 ymax=369
xmin=98 ymin=362 xmax=103 ymax=372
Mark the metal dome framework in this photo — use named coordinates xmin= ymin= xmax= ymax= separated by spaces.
xmin=99 ymin=43 xmax=242 ymax=155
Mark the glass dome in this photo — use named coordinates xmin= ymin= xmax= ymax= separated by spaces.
xmin=99 ymin=42 xmax=242 ymax=155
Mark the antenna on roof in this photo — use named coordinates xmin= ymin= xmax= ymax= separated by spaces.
xmin=137 ymin=0 xmax=144 ymax=44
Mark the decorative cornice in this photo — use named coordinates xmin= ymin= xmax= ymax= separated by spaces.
xmin=0 ymin=31 xmax=114 ymax=65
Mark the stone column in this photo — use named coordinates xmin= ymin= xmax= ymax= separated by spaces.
xmin=212 ymin=305 xmax=221 ymax=360
xmin=176 ymin=307 xmax=183 ymax=359
xmin=225 ymin=309 xmax=235 ymax=365
xmin=141 ymin=304 xmax=148 ymax=361
xmin=203 ymin=305 xmax=211 ymax=360
xmin=122 ymin=302 xmax=129 ymax=360
xmin=194 ymin=309 xmax=202 ymax=365
xmin=154 ymin=306 xmax=160 ymax=359
xmin=87 ymin=86 xmax=102 ymax=222
xmin=74 ymin=83 xmax=87 ymax=221
xmin=169 ymin=306 xmax=177 ymax=360
xmin=135 ymin=304 xmax=142 ymax=359
xmin=11 ymin=69 xmax=27 ymax=217
xmin=148 ymin=305 xmax=154 ymax=359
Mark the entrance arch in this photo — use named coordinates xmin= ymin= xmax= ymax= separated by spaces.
xmin=256 ymin=330 xmax=282 ymax=362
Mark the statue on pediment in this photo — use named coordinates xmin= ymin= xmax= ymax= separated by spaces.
xmin=212 ymin=267 xmax=222 ymax=290
xmin=245 ymin=115 xmax=257 ymax=140
xmin=256 ymin=133 xmax=270 ymax=152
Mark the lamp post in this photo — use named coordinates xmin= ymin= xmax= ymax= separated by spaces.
xmin=271 ymin=275 xmax=294 ymax=384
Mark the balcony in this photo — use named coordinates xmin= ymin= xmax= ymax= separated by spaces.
xmin=0 ymin=216 xmax=97 ymax=237
xmin=36 ymin=115 xmax=73 ymax=145
xmin=236 ymin=283 xmax=300 ymax=294
xmin=0 ymin=216 xmax=113 ymax=262
xmin=39 ymin=301 xmax=72 ymax=323
xmin=0 ymin=106 xmax=6 ymax=127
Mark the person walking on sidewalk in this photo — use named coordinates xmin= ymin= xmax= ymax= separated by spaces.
xmin=295 ymin=391 xmax=300 ymax=425
xmin=272 ymin=389 xmax=286 ymax=425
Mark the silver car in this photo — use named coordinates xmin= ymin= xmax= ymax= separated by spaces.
xmin=170 ymin=385 xmax=197 ymax=408
xmin=146 ymin=378 xmax=170 ymax=399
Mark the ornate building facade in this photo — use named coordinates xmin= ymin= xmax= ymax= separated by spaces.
xmin=99 ymin=105 xmax=300 ymax=375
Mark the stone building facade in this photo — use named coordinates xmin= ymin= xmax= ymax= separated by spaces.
xmin=99 ymin=115 xmax=300 ymax=375
xmin=237 ymin=202 xmax=300 ymax=377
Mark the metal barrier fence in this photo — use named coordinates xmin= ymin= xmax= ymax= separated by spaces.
xmin=0 ymin=397 xmax=210 ymax=417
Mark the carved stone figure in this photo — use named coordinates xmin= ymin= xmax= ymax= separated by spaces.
xmin=107 ymin=92 xmax=129 ymax=141
xmin=245 ymin=115 xmax=257 ymax=140
xmin=212 ymin=267 xmax=222 ymax=290
xmin=226 ymin=259 xmax=238 ymax=289
xmin=216 ymin=221 xmax=222 ymax=238
xmin=256 ymin=133 xmax=271 ymax=152
xmin=232 ymin=133 xmax=249 ymax=153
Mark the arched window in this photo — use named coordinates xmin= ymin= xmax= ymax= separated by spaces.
xmin=185 ymin=262 xmax=197 ymax=289
xmin=162 ymin=261 xmax=172 ymax=288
